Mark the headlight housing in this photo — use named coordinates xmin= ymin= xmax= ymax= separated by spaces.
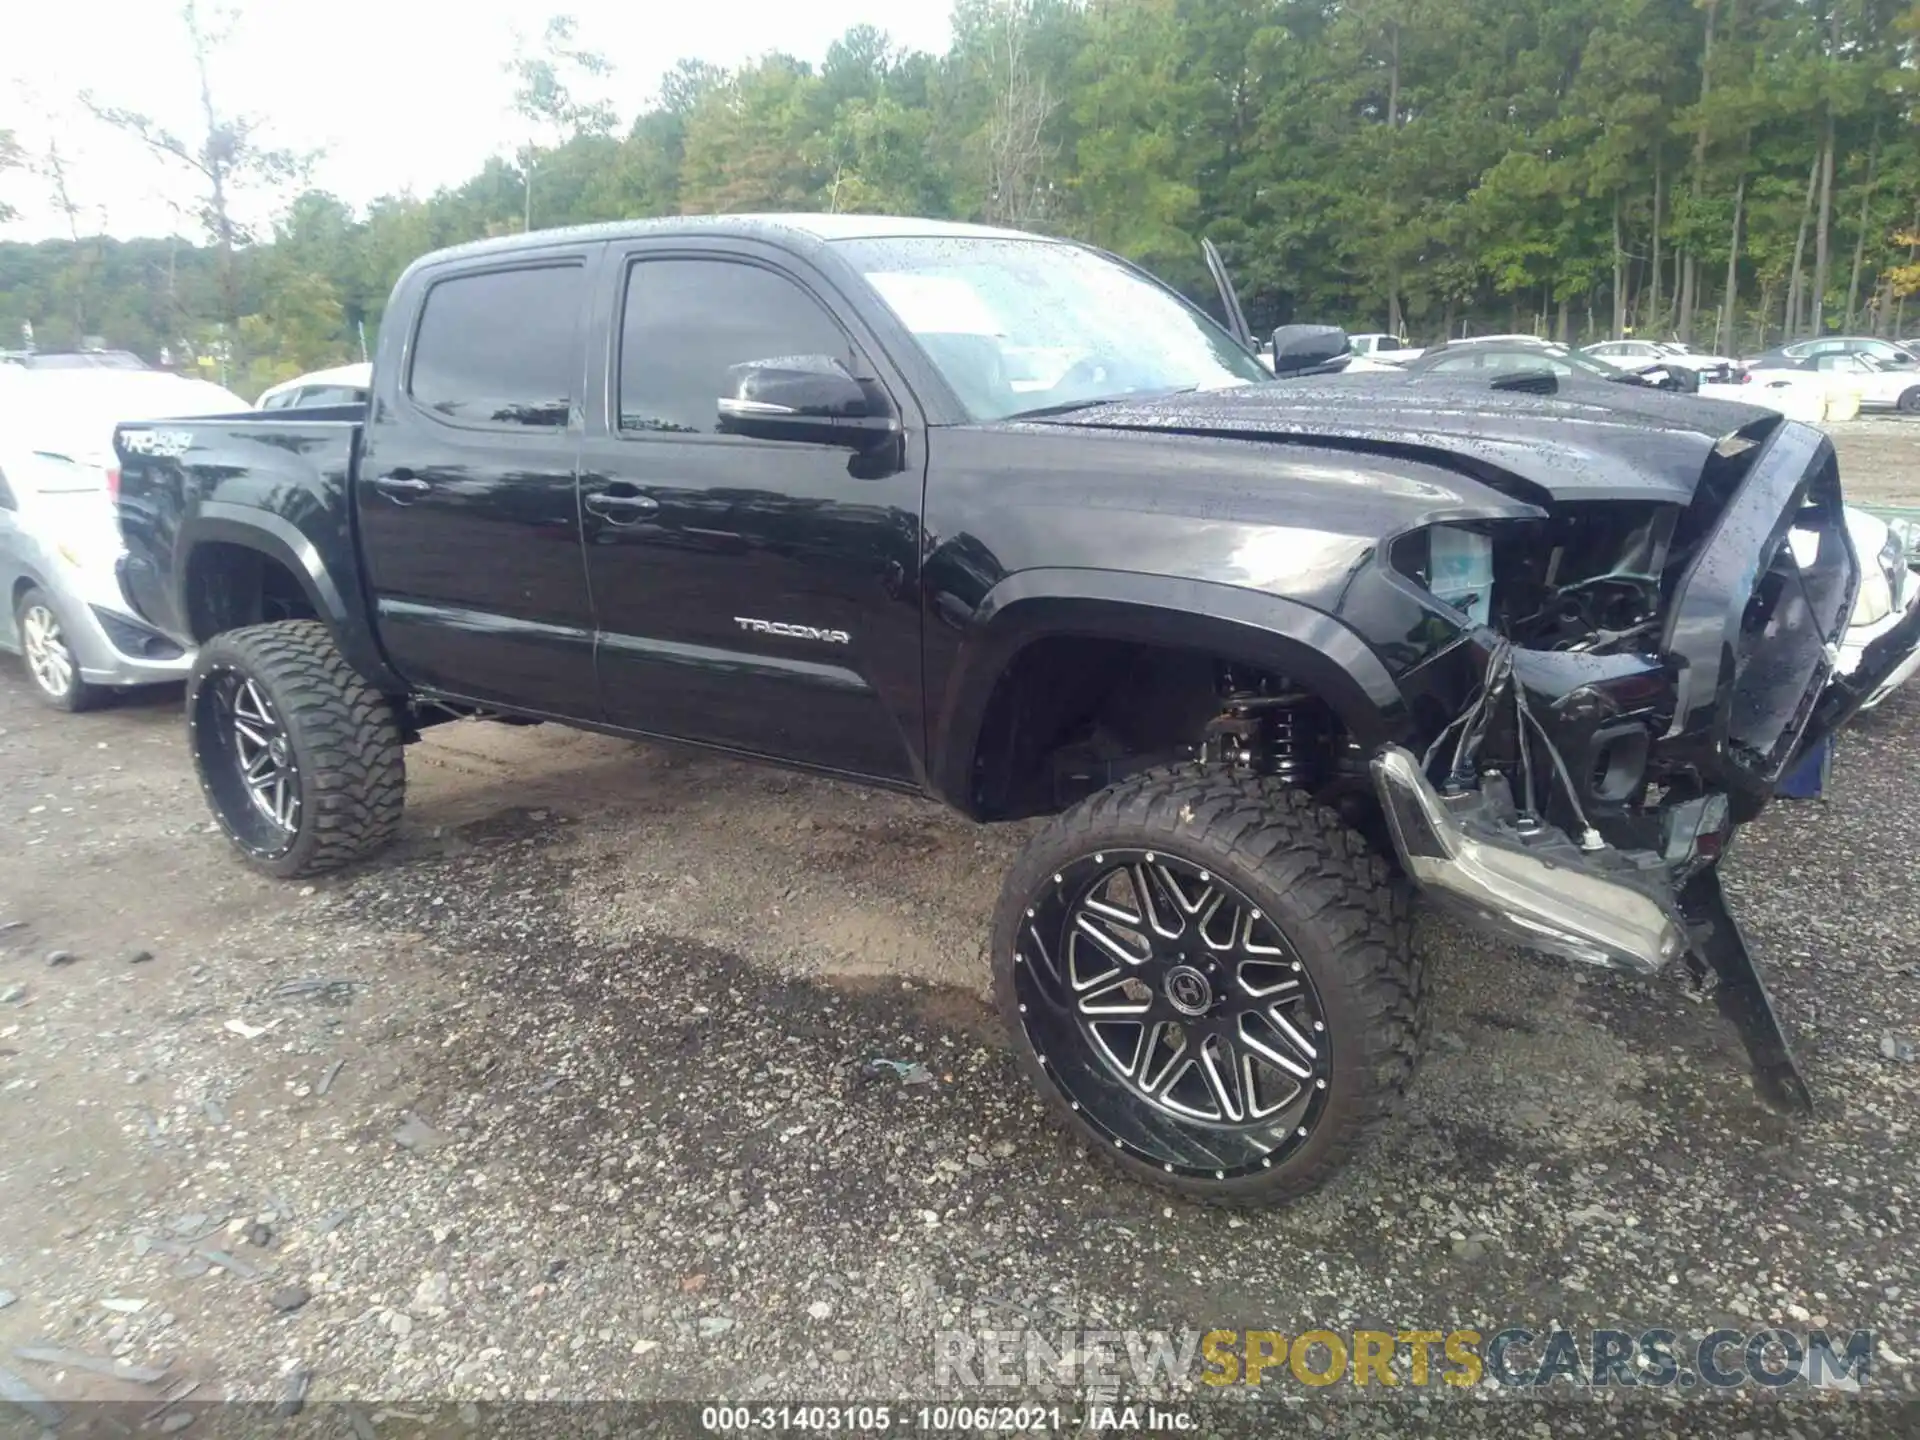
xmin=1880 ymin=527 xmax=1908 ymax=612
xmin=1853 ymin=564 xmax=1894 ymax=627
xmin=1393 ymin=524 xmax=1494 ymax=625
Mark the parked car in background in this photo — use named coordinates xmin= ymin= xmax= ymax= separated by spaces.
xmin=1397 ymin=337 xmax=1698 ymax=391
xmin=2 ymin=349 xmax=150 ymax=372
xmin=1353 ymin=335 xmax=1853 ymax=423
xmin=255 ymin=362 xmax=372 ymax=411
xmin=1711 ymin=368 xmax=1859 ymax=424
xmin=1347 ymin=332 xmax=1422 ymax=363
xmin=0 ymin=369 xmax=246 ymax=709
xmin=1585 ymin=339 xmax=1741 ymax=383
xmin=1803 ymin=507 xmax=1920 ymax=710
xmin=1747 ymin=351 xmax=1920 ymax=414
xmin=1750 ymin=336 xmax=1920 ymax=372
xmin=1751 ymin=351 xmax=1912 ymax=414
xmin=1440 ymin=332 xmax=1549 ymax=348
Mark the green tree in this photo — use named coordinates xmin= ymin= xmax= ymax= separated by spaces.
xmin=81 ymin=0 xmax=312 ymax=375
xmin=507 ymin=14 xmax=617 ymax=231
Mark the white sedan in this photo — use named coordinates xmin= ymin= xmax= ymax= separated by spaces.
xmin=1585 ymin=339 xmax=1683 ymax=370
xmin=1585 ymin=339 xmax=1741 ymax=382
xmin=1698 ymin=370 xmax=1859 ymax=424
xmin=255 ymin=362 xmax=371 ymax=410
xmin=0 ymin=369 xmax=248 ymax=708
xmin=1784 ymin=353 xmax=1920 ymax=414
xmin=1790 ymin=507 xmax=1920 ymax=711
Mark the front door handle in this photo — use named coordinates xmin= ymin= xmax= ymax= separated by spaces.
xmin=583 ymin=488 xmax=659 ymax=522
xmin=371 ymin=473 xmax=432 ymax=498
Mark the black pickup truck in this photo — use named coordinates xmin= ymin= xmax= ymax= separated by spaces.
xmin=113 ymin=215 xmax=1920 ymax=1206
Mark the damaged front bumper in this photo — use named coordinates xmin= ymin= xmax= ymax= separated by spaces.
xmin=1371 ymin=746 xmax=1692 ymax=975
xmin=1368 ymin=419 xmax=1920 ymax=1113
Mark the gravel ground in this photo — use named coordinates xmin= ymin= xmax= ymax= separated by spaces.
xmin=2 ymin=431 xmax=1919 ymax=1437
xmin=1822 ymin=416 xmax=1920 ymax=508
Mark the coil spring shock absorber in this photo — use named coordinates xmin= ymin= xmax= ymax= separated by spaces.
xmin=1202 ymin=672 xmax=1328 ymax=787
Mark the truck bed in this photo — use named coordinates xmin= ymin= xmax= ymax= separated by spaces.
xmin=114 ymin=407 xmax=365 ymax=646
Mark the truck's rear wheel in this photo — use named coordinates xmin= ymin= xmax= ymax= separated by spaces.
xmin=991 ymin=769 xmax=1422 ymax=1207
xmin=187 ymin=620 xmax=404 ymax=878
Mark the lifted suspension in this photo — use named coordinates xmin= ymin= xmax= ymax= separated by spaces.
xmin=1202 ymin=672 xmax=1331 ymax=787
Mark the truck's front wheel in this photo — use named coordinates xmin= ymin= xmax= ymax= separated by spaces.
xmin=186 ymin=620 xmax=404 ymax=878
xmin=991 ymin=769 xmax=1423 ymax=1207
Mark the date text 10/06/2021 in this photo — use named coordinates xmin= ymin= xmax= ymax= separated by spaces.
xmin=700 ymin=1406 xmax=1185 ymax=1432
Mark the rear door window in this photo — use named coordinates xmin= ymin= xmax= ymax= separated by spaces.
xmin=409 ymin=264 xmax=585 ymax=428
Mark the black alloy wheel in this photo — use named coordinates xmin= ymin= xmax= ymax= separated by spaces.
xmin=992 ymin=769 xmax=1423 ymax=1206
xmin=198 ymin=668 xmax=304 ymax=850
xmin=1013 ymin=849 xmax=1333 ymax=1174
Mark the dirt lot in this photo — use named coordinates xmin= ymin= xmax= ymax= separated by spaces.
xmin=2 ymin=426 xmax=1919 ymax=1435
xmin=1823 ymin=417 xmax=1920 ymax=508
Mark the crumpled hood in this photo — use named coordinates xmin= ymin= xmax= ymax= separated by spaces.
xmin=1026 ymin=374 xmax=1779 ymax=505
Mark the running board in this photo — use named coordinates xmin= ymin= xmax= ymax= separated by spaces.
xmin=1680 ymin=869 xmax=1815 ymax=1116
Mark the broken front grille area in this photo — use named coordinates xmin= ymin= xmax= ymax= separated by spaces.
xmin=1726 ymin=448 xmax=1852 ymax=777
xmin=1660 ymin=423 xmax=1858 ymax=804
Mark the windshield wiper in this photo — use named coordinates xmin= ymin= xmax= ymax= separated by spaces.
xmin=1005 ymin=385 xmax=1199 ymax=422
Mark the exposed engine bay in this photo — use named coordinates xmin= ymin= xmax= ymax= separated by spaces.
xmin=1190 ymin=417 xmax=1917 ymax=1116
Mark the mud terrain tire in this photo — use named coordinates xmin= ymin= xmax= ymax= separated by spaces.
xmin=186 ymin=620 xmax=404 ymax=878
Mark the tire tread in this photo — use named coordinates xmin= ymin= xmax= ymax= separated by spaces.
xmin=189 ymin=620 xmax=403 ymax=877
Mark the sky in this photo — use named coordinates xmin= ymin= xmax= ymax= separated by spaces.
xmin=0 ymin=0 xmax=956 ymax=243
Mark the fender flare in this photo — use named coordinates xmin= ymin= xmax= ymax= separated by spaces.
xmin=179 ymin=503 xmax=403 ymax=692
xmin=928 ymin=567 xmax=1413 ymax=808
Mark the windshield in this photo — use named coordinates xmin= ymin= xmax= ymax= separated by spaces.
xmin=839 ymin=236 xmax=1267 ymax=421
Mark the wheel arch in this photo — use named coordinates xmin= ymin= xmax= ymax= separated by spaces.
xmin=179 ymin=505 xmax=402 ymax=691
xmin=9 ymin=569 xmax=47 ymax=614
xmin=929 ymin=567 xmax=1413 ymax=814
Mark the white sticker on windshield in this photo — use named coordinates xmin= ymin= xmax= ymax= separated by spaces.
xmin=866 ymin=272 xmax=1002 ymax=336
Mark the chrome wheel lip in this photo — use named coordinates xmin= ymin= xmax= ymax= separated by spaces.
xmin=1010 ymin=847 xmax=1333 ymax=1180
xmin=21 ymin=603 xmax=75 ymax=699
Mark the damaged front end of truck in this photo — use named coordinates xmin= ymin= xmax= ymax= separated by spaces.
xmin=1364 ymin=412 xmax=1920 ymax=1112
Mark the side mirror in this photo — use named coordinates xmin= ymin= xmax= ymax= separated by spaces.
xmin=1270 ymin=325 xmax=1352 ymax=376
xmin=717 ymin=355 xmax=897 ymax=446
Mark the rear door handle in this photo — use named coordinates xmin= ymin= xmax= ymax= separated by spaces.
xmin=371 ymin=473 xmax=432 ymax=497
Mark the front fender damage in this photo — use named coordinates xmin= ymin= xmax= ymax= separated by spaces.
xmin=1368 ymin=419 xmax=1920 ymax=1116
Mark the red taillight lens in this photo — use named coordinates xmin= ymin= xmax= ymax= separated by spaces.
xmin=106 ymin=466 xmax=121 ymax=500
